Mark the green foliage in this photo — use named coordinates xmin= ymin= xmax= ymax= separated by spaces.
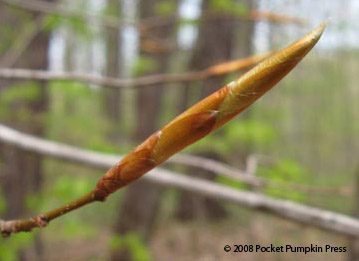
xmin=52 ymin=176 xmax=94 ymax=202
xmin=103 ymin=2 xmax=121 ymax=17
xmin=260 ymin=159 xmax=309 ymax=202
xmin=25 ymin=193 xmax=44 ymax=212
xmin=42 ymin=0 xmax=95 ymax=38
xmin=188 ymin=119 xmax=276 ymax=155
xmin=225 ymin=120 xmax=276 ymax=148
xmin=43 ymin=210 xmax=98 ymax=240
xmin=0 ymin=82 xmax=44 ymax=124
xmin=60 ymin=218 xmax=97 ymax=239
xmin=132 ymin=56 xmax=159 ymax=77
xmin=43 ymin=14 xmax=92 ymax=38
xmin=109 ymin=233 xmax=151 ymax=261
xmin=47 ymin=81 xmax=119 ymax=152
xmin=0 ymin=82 xmax=41 ymax=104
xmin=43 ymin=14 xmax=63 ymax=32
xmin=0 ymin=188 xmax=6 ymax=214
xmin=0 ymin=24 xmax=17 ymax=54
xmin=0 ymin=6 xmax=34 ymax=53
xmin=155 ymin=1 xmax=177 ymax=16
xmin=216 ymin=176 xmax=250 ymax=190
xmin=177 ymin=18 xmax=200 ymax=27
xmin=216 ymin=158 xmax=308 ymax=203
xmin=264 ymin=159 xmax=307 ymax=182
xmin=209 ymin=0 xmax=249 ymax=16
xmin=0 ymin=233 xmax=35 ymax=261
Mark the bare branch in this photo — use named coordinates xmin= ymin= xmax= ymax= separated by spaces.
xmin=245 ymin=154 xmax=259 ymax=177
xmin=171 ymin=154 xmax=264 ymax=187
xmin=0 ymin=122 xmax=350 ymax=195
xmin=2 ymin=0 xmax=125 ymax=29
xmin=0 ymin=52 xmax=272 ymax=88
xmin=0 ymin=123 xmax=358 ymax=237
xmin=170 ymin=154 xmax=352 ymax=197
xmin=0 ymin=68 xmax=200 ymax=89
xmin=2 ymin=0 xmax=307 ymax=33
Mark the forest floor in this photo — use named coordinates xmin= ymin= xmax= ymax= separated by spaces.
xmin=32 ymin=213 xmax=348 ymax=261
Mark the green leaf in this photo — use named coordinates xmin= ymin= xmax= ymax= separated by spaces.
xmin=0 ymin=82 xmax=42 ymax=104
xmin=209 ymin=0 xmax=249 ymax=16
xmin=61 ymin=219 xmax=97 ymax=238
xmin=0 ymin=233 xmax=35 ymax=261
xmin=259 ymin=159 xmax=309 ymax=202
xmin=131 ymin=56 xmax=159 ymax=76
xmin=52 ymin=176 xmax=94 ymax=202
xmin=216 ymin=176 xmax=250 ymax=190
xmin=0 ymin=188 xmax=6 ymax=214
xmin=155 ymin=1 xmax=176 ymax=16
xmin=43 ymin=14 xmax=63 ymax=32
xmin=224 ymin=119 xmax=277 ymax=148
xmin=25 ymin=193 xmax=44 ymax=212
xmin=109 ymin=233 xmax=152 ymax=261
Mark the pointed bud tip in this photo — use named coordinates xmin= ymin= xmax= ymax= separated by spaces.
xmin=307 ymin=20 xmax=328 ymax=43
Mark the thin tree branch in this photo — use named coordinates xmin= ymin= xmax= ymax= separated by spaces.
xmin=0 ymin=52 xmax=272 ymax=88
xmin=2 ymin=0 xmax=307 ymax=32
xmin=0 ymin=123 xmax=358 ymax=237
xmin=171 ymin=154 xmax=263 ymax=187
xmin=0 ymin=120 xmax=350 ymax=197
xmin=140 ymin=11 xmax=307 ymax=33
xmin=2 ymin=0 xmax=125 ymax=29
xmin=171 ymin=154 xmax=352 ymax=196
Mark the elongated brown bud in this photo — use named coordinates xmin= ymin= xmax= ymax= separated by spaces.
xmin=214 ymin=21 xmax=326 ymax=128
xmin=95 ymin=22 xmax=326 ymax=200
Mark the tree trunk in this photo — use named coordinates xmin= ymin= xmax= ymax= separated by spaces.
xmin=104 ymin=0 xmax=122 ymax=138
xmin=176 ymin=0 xmax=256 ymax=221
xmin=0 ymin=2 xmax=52 ymax=260
xmin=110 ymin=1 xmax=177 ymax=260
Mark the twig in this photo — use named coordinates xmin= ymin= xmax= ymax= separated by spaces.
xmin=0 ymin=191 xmax=96 ymax=237
xmin=0 ymin=52 xmax=272 ymax=88
xmin=245 ymin=154 xmax=258 ymax=177
xmin=0 ymin=123 xmax=359 ymax=237
xmin=141 ymin=11 xmax=307 ymax=33
xmin=2 ymin=0 xmax=307 ymax=32
xmin=249 ymin=10 xmax=307 ymax=25
xmin=2 ymin=0 xmax=125 ymax=29
xmin=171 ymin=154 xmax=263 ymax=187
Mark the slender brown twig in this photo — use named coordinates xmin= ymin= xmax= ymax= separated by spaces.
xmin=0 ymin=191 xmax=96 ymax=237
xmin=0 ymin=52 xmax=272 ymax=88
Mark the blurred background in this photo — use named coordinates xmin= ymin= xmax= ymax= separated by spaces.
xmin=0 ymin=0 xmax=358 ymax=260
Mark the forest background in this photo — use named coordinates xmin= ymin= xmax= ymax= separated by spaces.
xmin=0 ymin=0 xmax=359 ymax=260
